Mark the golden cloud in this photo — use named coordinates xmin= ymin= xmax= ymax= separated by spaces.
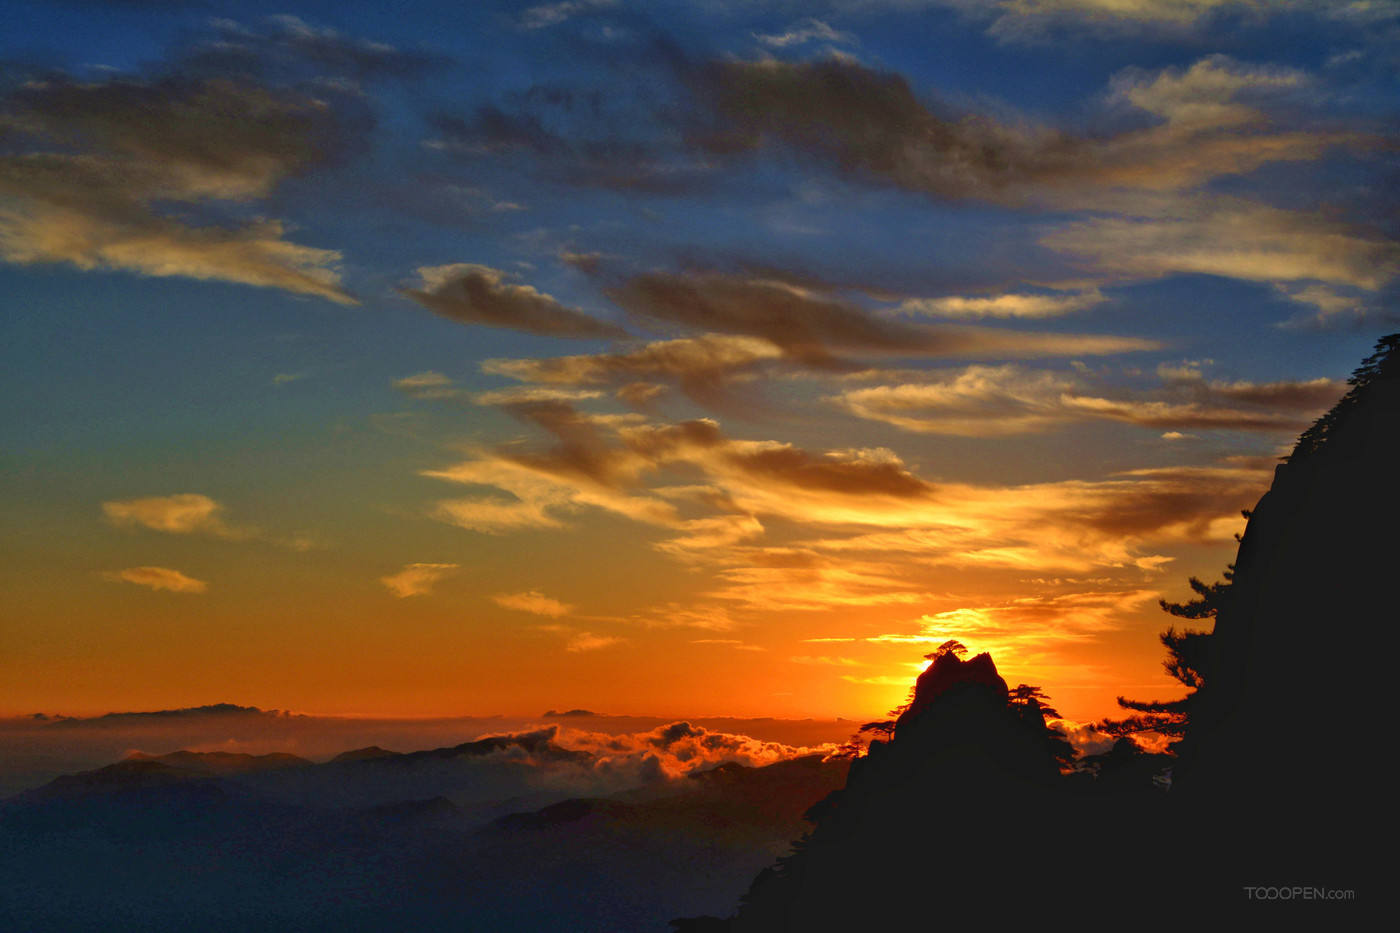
xmin=102 ymin=566 xmax=208 ymax=594
xmin=102 ymin=494 xmax=236 ymax=537
xmin=1043 ymin=197 xmax=1400 ymax=290
xmin=493 ymin=590 xmax=574 ymax=617
xmin=829 ymin=362 xmax=1342 ymax=435
xmin=379 ymin=563 xmax=460 ymax=598
xmin=0 ymin=76 xmax=355 ymax=302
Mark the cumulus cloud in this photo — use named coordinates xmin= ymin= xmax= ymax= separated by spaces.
xmin=0 ymin=74 xmax=356 ymax=302
xmin=401 ymin=264 xmax=627 ymax=338
xmin=102 ymin=566 xmax=208 ymax=594
xmin=494 ymin=590 xmax=574 ymax=617
xmin=380 ymin=562 xmax=460 ymax=597
xmin=102 ymin=494 xmax=239 ymax=537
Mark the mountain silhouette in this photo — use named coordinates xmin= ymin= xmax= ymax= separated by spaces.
xmin=684 ymin=337 xmax=1398 ymax=928
xmin=1 ymin=733 xmax=848 ymax=932
xmin=705 ymin=650 xmax=1077 ymax=930
xmin=1167 ymin=334 xmax=1399 ymax=898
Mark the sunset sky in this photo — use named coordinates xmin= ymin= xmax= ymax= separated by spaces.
xmin=3 ymin=0 xmax=1396 ymax=726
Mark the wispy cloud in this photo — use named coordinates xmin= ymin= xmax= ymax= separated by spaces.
xmin=484 ymin=334 xmax=785 ymax=408
xmin=393 ymin=371 xmax=462 ymax=400
xmin=101 ymin=494 xmax=315 ymax=548
xmin=754 ymin=18 xmax=855 ymax=49
xmin=402 ymin=263 xmax=627 ymax=338
xmin=977 ymin=0 xmax=1398 ymax=35
xmin=1043 ymin=197 xmax=1400 ymax=291
xmin=102 ymin=566 xmax=208 ymax=594
xmin=494 ymin=590 xmax=574 ymax=617
xmin=102 ymin=494 xmax=239 ymax=537
xmin=897 ymin=289 xmax=1105 ymax=320
xmin=380 ymin=562 xmax=460 ymax=597
xmin=606 ymin=271 xmax=1154 ymax=365
xmin=0 ymin=74 xmax=356 ymax=302
xmin=693 ymin=54 xmax=1356 ymax=207
xmin=518 ymin=0 xmax=619 ymax=31
xmin=538 ymin=624 xmax=625 ymax=652
xmin=828 ymin=363 xmax=1341 ymax=436
xmin=421 ymin=403 xmax=1269 ymax=604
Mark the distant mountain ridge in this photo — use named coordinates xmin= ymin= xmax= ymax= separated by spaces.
xmin=1 ymin=727 xmax=850 ymax=932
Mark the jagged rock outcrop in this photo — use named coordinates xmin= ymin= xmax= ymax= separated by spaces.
xmin=894 ymin=649 xmax=1007 ymax=732
xmin=727 ymin=652 xmax=1070 ymax=930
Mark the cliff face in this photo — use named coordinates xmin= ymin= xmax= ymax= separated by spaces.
xmin=1173 ymin=336 xmax=1399 ymax=886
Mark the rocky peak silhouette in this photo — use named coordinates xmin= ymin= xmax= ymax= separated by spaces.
xmin=894 ymin=650 xmax=1007 ymax=735
xmin=720 ymin=649 xmax=1069 ymax=930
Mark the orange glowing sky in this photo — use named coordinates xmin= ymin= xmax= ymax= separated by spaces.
xmin=3 ymin=0 xmax=1397 ymax=731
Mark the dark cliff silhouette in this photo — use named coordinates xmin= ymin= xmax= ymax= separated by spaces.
xmin=1167 ymin=334 xmax=1400 ymax=895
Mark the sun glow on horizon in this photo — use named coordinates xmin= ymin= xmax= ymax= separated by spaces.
xmin=1 ymin=0 xmax=1387 ymax=735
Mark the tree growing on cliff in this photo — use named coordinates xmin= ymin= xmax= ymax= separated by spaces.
xmin=1287 ymin=332 xmax=1400 ymax=463
xmin=1009 ymin=684 xmax=1077 ymax=771
xmin=1100 ymin=567 xmax=1230 ymax=750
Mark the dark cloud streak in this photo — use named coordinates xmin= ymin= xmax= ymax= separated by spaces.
xmin=402 ymin=264 xmax=629 ymax=338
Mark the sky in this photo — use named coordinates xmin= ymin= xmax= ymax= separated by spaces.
xmin=2 ymin=0 xmax=1397 ymax=726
